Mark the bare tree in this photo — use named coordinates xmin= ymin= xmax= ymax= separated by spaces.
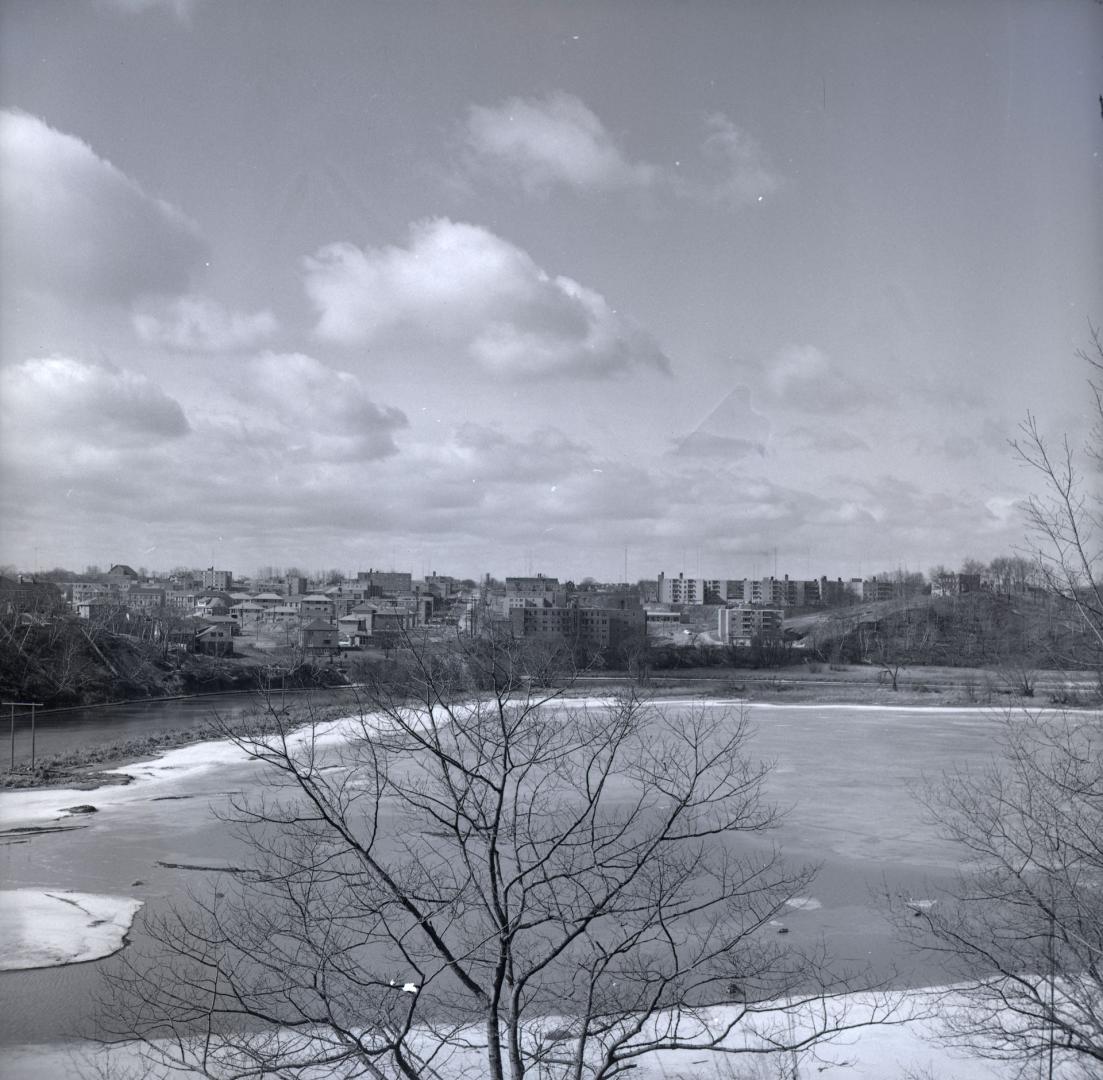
xmin=1011 ymin=327 xmax=1103 ymax=661
xmin=895 ymin=334 xmax=1103 ymax=1076
xmin=898 ymin=710 xmax=1103 ymax=1076
xmin=97 ymin=628 xmax=891 ymax=1079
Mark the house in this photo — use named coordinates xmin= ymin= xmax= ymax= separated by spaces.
xmin=195 ymin=593 xmax=231 ymax=617
xmin=295 ymin=594 xmax=335 ymax=620
xmin=231 ymin=601 xmax=266 ymax=622
xmin=105 ymin=564 xmax=141 ymax=589
xmin=194 ymin=619 xmax=234 ymax=656
xmin=76 ymin=596 xmax=118 ymax=621
xmin=337 ymin=605 xmax=376 ymax=647
xmin=299 ymin=619 xmax=339 ymax=654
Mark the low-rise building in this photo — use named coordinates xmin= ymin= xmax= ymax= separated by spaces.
xmin=295 ymin=594 xmax=336 ymax=620
xmin=194 ymin=619 xmax=234 ymax=656
xmin=126 ymin=586 xmax=166 ymax=612
xmin=299 ymin=619 xmax=339 ymax=654
xmin=0 ymin=575 xmax=63 ymax=616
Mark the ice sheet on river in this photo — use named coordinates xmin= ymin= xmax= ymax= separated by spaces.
xmin=0 ymin=889 xmax=143 ymax=970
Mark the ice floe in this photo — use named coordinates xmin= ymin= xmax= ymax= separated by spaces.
xmin=0 ymin=889 xmax=143 ymax=971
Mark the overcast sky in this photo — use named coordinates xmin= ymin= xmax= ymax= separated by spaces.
xmin=1 ymin=0 xmax=1100 ymax=583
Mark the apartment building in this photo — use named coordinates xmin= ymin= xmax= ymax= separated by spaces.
xmin=717 ymin=606 xmax=784 ymax=645
xmin=656 ymin=572 xmax=726 ymax=605
xmin=201 ymin=568 xmax=234 ymax=591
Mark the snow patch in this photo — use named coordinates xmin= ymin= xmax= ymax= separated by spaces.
xmin=0 ymin=889 xmax=143 ymax=970
xmin=785 ymin=896 xmax=822 ymax=910
xmin=0 ymin=986 xmax=1020 ymax=1079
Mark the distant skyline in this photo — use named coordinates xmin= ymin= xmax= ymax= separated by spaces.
xmin=2 ymin=1 xmax=1100 ymax=582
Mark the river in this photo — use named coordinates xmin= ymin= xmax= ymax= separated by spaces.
xmin=0 ymin=697 xmax=1021 ymax=1071
xmin=3 ymin=687 xmax=363 ymax=768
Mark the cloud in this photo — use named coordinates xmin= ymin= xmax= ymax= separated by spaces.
xmin=695 ymin=113 xmax=781 ymax=207
xmin=0 ymin=110 xmax=205 ymax=304
xmin=764 ymin=345 xmax=872 ymax=414
xmin=449 ymin=424 xmax=592 ymax=482
xmin=304 ymin=218 xmax=670 ymax=378
xmin=464 ymin=92 xmax=658 ymax=195
xmin=98 ymin=0 xmax=198 ymax=20
xmin=0 ymin=356 xmax=190 ymax=452
xmin=132 ymin=296 xmax=278 ymax=352
xmin=462 ymin=96 xmax=781 ymax=210
xmin=240 ymin=353 xmax=408 ymax=462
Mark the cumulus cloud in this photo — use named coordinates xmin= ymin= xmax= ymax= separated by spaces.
xmin=0 ymin=110 xmax=205 ymax=304
xmin=240 ymin=353 xmax=408 ymax=462
xmin=464 ymin=92 xmax=658 ymax=195
xmin=462 ymin=95 xmax=781 ymax=210
xmin=0 ymin=356 xmax=190 ymax=451
xmin=304 ymin=218 xmax=670 ymax=378
xmin=132 ymin=296 xmax=278 ymax=352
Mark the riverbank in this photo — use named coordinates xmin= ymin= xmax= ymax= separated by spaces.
xmin=4 ymin=663 xmax=1097 ymax=793
xmin=0 ymin=696 xmax=358 ymax=791
xmin=0 ymin=986 xmax=1018 ymax=1080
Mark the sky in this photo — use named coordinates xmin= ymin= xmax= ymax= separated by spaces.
xmin=1 ymin=0 xmax=1100 ymax=584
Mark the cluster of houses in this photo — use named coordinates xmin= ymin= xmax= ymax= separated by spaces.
xmin=56 ymin=566 xmax=464 ymax=657
xmin=2 ymin=558 xmax=1043 ymax=660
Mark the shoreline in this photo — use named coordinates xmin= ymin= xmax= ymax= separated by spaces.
xmin=4 ymin=668 xmax=1098 ymax=794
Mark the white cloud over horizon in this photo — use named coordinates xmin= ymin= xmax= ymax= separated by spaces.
xmin=304 ymin=218 xmax=671 ymax=378
xmin=0 ymin=346 xmax=1028 ymax=578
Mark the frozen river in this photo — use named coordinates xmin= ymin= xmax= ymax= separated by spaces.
xmin=0 ymin=698 xmax=1026 ymax=1065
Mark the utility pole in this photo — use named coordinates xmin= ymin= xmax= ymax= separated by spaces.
xmin=4 ymin=701 xmax=44 ymax=770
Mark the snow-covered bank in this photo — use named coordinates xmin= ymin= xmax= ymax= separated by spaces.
xmin=0 ymin=889 xmax=143 ymax=971
xmin=0 ymin=736 xmax=257 ymax=832
xmin=0 ymin=698 xmax=622 ymax=832
xmin=0 ymin=987 xmax=1028 ymax=1079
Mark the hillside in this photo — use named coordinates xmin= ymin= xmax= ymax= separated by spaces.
xmin=0 ymin=613 xmax=345 ymax=709
xmin=794 ymin=591 xmax=1097 ymax=672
